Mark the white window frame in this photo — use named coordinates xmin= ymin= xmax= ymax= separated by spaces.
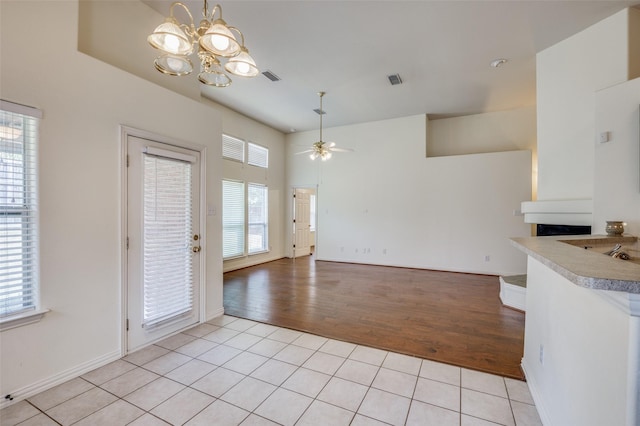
xmin=247 ymin=142 xmax=268 ymax=169
xmin=222 ymin=134 xmax=244 ymax=163
xmin=0 ymin=100 xmax=48 ymax=331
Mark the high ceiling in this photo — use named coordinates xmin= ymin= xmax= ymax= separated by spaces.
xmin=144 ymin=1 xmax=638 ymax=133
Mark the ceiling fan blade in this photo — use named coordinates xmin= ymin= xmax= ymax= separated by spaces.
xmin=329 ymin=147 xmax=354 ymax=153
xmin=295 ymin=149 xmax=314 ymax=155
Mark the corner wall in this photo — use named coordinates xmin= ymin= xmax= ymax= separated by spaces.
xmin=536 ymin=8 xmax=632 ymax=202
xmin=593 ymin=77 xmax=640 ymax=236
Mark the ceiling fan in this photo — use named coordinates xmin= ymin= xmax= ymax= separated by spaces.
xmin=297 ymin=92 xmax=352 ymax=161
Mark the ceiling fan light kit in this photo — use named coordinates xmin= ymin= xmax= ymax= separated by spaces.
xmin=147 ymin=0 xmax=258 ymax=87
xmin=297 ymin=92 xmax=352 ymax=161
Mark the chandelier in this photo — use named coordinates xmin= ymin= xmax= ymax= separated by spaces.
xmin=147 ymin=1 xmax=258 ymax=87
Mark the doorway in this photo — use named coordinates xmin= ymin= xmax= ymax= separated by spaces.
xmin=292 ymin=187 xmax=316 ymax=258
xmin=123 ymin=129 xmax=203 ymax=353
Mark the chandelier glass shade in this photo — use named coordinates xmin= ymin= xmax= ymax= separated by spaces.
xmin=147 ymin=1 xmax=258 ymax=87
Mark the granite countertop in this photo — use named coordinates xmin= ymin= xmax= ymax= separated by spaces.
xmin=511 ymin=235 xmax=640 ymax=293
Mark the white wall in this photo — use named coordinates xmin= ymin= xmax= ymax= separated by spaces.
xmin=536 ymin=8 xmax=633 ymax=202
xmin=593 ymin=77 xmax=640 ymax=236
xmin=0 ymin=0 xmax=285 ymax=402
xmin=287 ymin=115 xmax=532 ymax=276
xmin=428 ymin=106 xmax=536 ymax=158
xmin=522 ymin=257 xmax=636 ymax=426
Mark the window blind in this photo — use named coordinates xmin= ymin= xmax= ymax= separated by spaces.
xmin=248 ymin=184 xmax=268 ymax=253
xmin=222 ymin=180 xmax=245 ymax=258
xmin=0 ymin=100 xmax=40 ymax=318
xmin=222 ymin=134 xmax=244 ymax=162
xmin=142 ymin=154 xmax=193 ymax=328
xmin=247 ymin=142 xmax=268 ymax=168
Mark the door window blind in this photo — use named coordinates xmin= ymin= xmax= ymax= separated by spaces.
xmin=0 ymin=100 xmax=40 ymax=318
xmin=248 ymin=183 xmax=268 ymax=253
xmin=222 ymin=134 xmax=244 ymax=162
xmin=142 ymin=154 xmax=193 ymax=328
xmin=247 ymin=142 xmax=268 ymax=168
xmin=222 ymin=180 xmax=245 ymax=258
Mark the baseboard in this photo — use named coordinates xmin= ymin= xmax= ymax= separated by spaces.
xmin=499 ymin=277 xmax=527 ymax=311
xmin=521 ymin=358 xmax=552 ymax=426
xmin=206 ymin=307 xmax=225 ymax=322
xmin=0 ymin=349 xmax=122 ymax=409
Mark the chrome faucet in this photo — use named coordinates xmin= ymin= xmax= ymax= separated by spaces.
xmin=605 ymin=244 xmax=631 ymax=260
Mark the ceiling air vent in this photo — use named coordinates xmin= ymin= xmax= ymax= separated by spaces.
xmin=387 ymin=74 xmax=403 ymax=85
xmin=262 ymin=70 xmax=281 ymax=82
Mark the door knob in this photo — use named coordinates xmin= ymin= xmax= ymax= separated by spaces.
xmin=192 ymin=246 xmax=201 ymax=253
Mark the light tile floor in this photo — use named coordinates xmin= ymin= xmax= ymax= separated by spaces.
xmin=1 ymin=315 xmax=543 ymax=426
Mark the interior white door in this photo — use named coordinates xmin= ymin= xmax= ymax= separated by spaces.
xmin=293 ymin=188 xmax=311 ymax=258
xmin=126 ymin=135 xmax=201 ymax=352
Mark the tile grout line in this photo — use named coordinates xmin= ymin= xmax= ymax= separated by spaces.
xmin=7 ymin=315 xmax=539 ymax=425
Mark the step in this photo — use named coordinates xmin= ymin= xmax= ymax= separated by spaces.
xmin=499 ymin=274 xmax=527 ymax=312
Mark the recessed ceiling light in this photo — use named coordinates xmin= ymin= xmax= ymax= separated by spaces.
xmin=490 ymin=58 xmax=508 ymax=68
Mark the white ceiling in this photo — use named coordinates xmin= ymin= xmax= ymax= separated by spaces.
xmin=144 ymin=0 xmax=638 ymax=133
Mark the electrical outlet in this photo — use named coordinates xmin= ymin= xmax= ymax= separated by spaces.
xmin=539 ymin=344 xmax=544 ymax=365
xmin=383 ymin=249 xmax=387 ymax=255
xmin=484 ymin=255 xmax=491 ymax=262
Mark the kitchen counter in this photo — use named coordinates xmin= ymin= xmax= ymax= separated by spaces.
xmin=511 ymin=234 xmax=639 ymax=293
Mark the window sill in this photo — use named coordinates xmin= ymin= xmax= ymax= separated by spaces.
xmin=0 ymin=309 xmax=50 ymax=332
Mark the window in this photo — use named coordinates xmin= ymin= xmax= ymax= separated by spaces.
xmin=143 ymin=153 xmax=193 ymax=328
xmin=222 ymin=134 xmax=244 ymax=162
xmin=222 ymin=180 xmax=269 ymax=259
xmin=247 ymin=142 xmax=268 ymax=168
xmin=222 ymin=180 xmax=245 ymax=258
xmin=222 ymin=134 xmax=269 ymax=169
xmin=248 ymin=184 xmax=268 ymax=253
xmin=0 ymin=100 xmax=41 ymax=319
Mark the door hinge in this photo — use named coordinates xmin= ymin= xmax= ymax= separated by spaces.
xmin=126 ymin=155 xmax=130 ymax=167
xmin=126 ymin=237 xmax=129 ymax=249
xmin=293 ymin=219 xmax=296 ymax=223
xmin=293 ymin=193 xmax=296 ymax=198
xmin=293 ymin=244 xmax=296 ymax=248
xmin=126 ymin=319 xmax=129 ymax=331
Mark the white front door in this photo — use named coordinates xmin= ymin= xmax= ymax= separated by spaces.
xmin=293 ymin=188 xmax=311 ymax=258
xmin=126 ymin=135 xmax=201 ymax=352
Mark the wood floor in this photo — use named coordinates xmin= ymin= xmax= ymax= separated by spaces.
xmin=223 ymin=255 xmax=525 ymax=380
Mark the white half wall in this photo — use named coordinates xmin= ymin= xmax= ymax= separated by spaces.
xmin=522 ymin=256 xmax=637 ymax=426
xmin=286 ymin=115 xmax=532 ymax=276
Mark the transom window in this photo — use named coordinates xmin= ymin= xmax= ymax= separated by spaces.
xmin=222 ymin=133 xmax=268 ymax=168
